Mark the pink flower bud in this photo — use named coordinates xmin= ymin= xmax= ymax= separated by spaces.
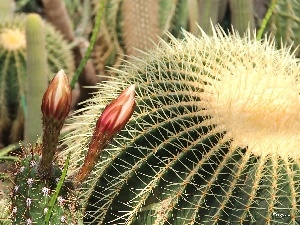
xmin=74 ymin=85 xmax=136 ymax=186
xmin=41 ymin=69 xmax=71 ymax=121
xmin=95 ymin=84 xmax=136 ymax=136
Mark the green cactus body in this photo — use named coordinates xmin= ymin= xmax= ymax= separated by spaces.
xmin=11 ymin=145 xmax=77 ymax=224
xmin=61 ymin=26 xmax=300 ymax=224
xmin=0 ymin=14 xmax=74 ymax=146
xmin=25 ymin=13 xmax=48 ymax=142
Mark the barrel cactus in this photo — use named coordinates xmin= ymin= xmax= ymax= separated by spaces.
xmin=0 ymin=13 xmax=74 ymax=146
xmin=60 ymin=25 xmax=300 ymax=224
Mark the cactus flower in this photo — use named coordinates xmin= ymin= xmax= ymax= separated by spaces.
xmin=41 ymin=69 xmax=71 ymax=121
xmin=74 ymin=85 xmax=136 ymax=186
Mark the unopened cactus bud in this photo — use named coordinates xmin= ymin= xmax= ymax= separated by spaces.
xmin=74 ymin=85 xmax=136 ymax=186
xmin=41 ymin=69 xmax=71 ymax=122
xmin=40 ymin=69 xmax=71 ymax=176
xmin=96 ymin=84 xmax=136 ymax=136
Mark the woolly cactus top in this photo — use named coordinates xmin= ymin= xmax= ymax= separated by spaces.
xmin=0 ymin=28 xmax=26 ymax=50
xmin=197 ymin=29 xmax=300 ymax=159
xmin=61 ymin=26 xmax=300 ymax=224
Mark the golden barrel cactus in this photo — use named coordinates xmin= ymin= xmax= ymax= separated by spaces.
xmin=61 ymin=26 xmax=300 ymax=224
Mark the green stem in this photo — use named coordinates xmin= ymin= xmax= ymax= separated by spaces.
xmin=256 ymin=0 xmax=278 ymax=40
xmin=70 ymin=0 xmax=107 ymax=89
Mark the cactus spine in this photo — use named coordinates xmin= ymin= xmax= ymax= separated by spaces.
xmin=0 ymin=14 xmax=74 ymax=146
xmin=60 ymin=26 xmax=300 ymax=224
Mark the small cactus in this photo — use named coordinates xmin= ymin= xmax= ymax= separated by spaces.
xmin=60 ymin=26 xmax=300 ymax=224
xmin=10 ymin=70 xmax=77 ymax=224
xmin=11 ymin=146 xmax=78 ymax=224
xmin=25 ymin=13 xmax=49 ymax=142
xmin=0 ymin=13 xmax=74 ymax=146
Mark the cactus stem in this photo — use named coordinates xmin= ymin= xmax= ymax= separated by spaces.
xmin=39 ymin=70 xmax=71 ymax=176
xmin=73 ymin=133 xmax=108 ymax=187
xmin=39 ymin=118 xmax=61 ymax=176
xmin=74 ymin=85 xmax=135 ymax=186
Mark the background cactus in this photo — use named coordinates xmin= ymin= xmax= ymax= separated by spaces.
xmin=266 ymin=0 xmax=300 ymax=56
xmin=0 ymin=13 xmax=74 ymax=146
xmin=90 ymin=0 xmax=188 ymax=75
xmin=88 ymin=0 xmax=271 ymax=75
xmin=25 ymin=13 xmax=48 ymax=142
xmin=60 ymin=26 xmax=300 ymax=224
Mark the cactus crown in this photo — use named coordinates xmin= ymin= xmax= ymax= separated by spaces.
xmin=61 ymin=25 xmax=300 ymax=224
xmin=0 ymin=28 xmax=26 ymax=50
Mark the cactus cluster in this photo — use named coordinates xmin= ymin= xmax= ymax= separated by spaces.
xmin=0 ymin=13 xmax=74 ymax=146
xmin=91 ymin=0 xmax=190 ymax=75
xmin=3 ymin=69 xmax=135 ymax=224
xmin=60 ymin=26 xmax=300 ymax=224
xmin=4 ymin=1 xmax=300 ymax=223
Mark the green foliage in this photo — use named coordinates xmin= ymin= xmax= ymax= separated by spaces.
xmin=61 ymin=26 xmax=300 ymax=224
xmin=0 ymin=14 xmax=74 ymax=146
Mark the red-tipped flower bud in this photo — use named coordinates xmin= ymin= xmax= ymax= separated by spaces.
xmin=40 ymin=70 xmax=72 ymax=176
xmin=95 ymin=84 xmax=136 ymax=136
xmin=41 ymin=69 xmax=71 ymax=121
xmin=74 ymin=85 xmax=136 ymax=186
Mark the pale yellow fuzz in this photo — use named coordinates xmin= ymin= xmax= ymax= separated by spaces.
xmin=199 ymin=33 xmax=300 ymax=159
xmin=0 ymin=28 xmax=26 ymax=51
